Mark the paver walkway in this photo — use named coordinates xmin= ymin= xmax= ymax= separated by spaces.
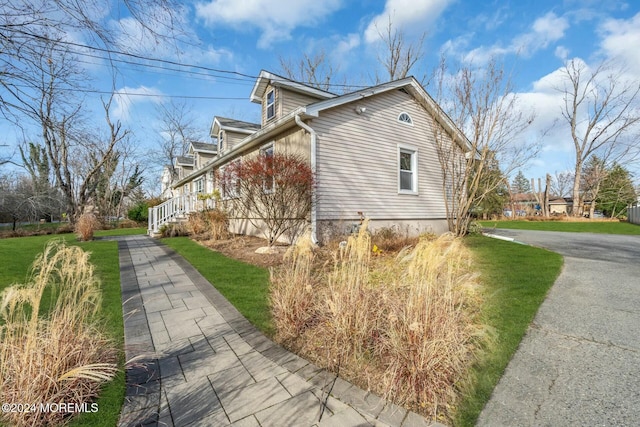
xmin=115 ymin=235 xmax=438 ymax=427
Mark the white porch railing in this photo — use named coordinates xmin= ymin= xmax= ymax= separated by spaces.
xmin=148 ymin=193 xmax=216 ymax=235
xmin=628 ymin=203 xmax=640 ymax=225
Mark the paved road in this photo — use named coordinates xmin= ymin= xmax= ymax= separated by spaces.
xmin=477 ymin=230 xmax=640 ymax=426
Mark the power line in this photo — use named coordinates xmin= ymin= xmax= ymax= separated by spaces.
xmin=4 ymin=27 xmax=372 ymax=91
xmin=9 ymin=28 xmax=258 ymax=81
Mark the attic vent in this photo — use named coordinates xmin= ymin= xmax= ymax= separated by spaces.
xmin=398 ymin=112 xmax=413 ymax=125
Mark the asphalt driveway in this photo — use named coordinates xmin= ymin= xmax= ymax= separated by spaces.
xmin=477 ymin=229 xmax=640 ymax=426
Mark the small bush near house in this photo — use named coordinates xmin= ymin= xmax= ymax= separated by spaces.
xmin=371 ymin=226 xmax=421 ymax=252
xmin=75 ymin=213 xmax=101 ymax=241
xmin=159 ymin=222 xmax=189 ymax=238
xmin=271 ymin=223 xmax=482 ymax=421
xmin=188 ymin=209 xmax=230 ymax=240
xmin=0 ymin=242 xmax=118 ymax=427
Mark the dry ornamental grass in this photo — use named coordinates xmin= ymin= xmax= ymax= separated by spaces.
xmin=270 ymin=223 xmax=483 ymax=422
xmin=0 ymin=242 xmax=118 ymax=427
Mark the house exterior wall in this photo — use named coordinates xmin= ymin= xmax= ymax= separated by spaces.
xmin=261 ymin=84 xmax=325 ymax=126
xmin=281 ymin=90 xmax=323 ymax=117
xmin=312 ymin=89 xmax=450 ymax=235
xmin=225 ymin=131 xmax=247 ymax=152
xmin=220 ymin=127 xmax=311 ymax=242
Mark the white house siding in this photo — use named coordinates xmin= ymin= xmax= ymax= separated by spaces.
xmin=312 ymin=89 xmax=451 ymax=231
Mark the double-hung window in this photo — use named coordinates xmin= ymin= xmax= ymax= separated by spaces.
xmin=398 ymin=146 xmax=417 ymax=193
xmin=195 ymin=178 xmax=204 ymax=194
xmin=266 ymin=89 xmax=275 ymax=120
xmin=218 ymin=131 xmax=225 ymax=153
xmin=260 ymin=143 xmax=275 ymax=193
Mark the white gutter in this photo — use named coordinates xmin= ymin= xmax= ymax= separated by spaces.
xmin=295 ymin=114 xmax=318 ymax=245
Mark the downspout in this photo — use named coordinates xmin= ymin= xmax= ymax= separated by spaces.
xmin=294 ymin=114 xmax=318 ymax=245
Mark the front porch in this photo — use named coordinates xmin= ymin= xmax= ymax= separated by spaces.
xmin=148 ymin=193 xmax=215 ymax=236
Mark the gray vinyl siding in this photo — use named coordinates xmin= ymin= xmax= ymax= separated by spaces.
xmin=261 ymin=85 xmax=326 ymax=125
xmin=313 ymin=89 xmax=451 ymax=221
xmin=281 ymin=90 xmax=323 ymax=116
xmin=226 ymin=131 xmax=246 ymax=151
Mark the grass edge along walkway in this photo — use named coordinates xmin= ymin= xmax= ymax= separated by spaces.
xmin=478 ymin=220 xmax=640 ymax=235
xmin=161 ymin=237 xmax=273 ymax=336
xmin=0 ymin=234 xmax=125 ymax=427
xmin=453 ymin=235 xmax=563 ymax=426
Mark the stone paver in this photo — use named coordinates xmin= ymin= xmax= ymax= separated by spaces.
xmin=116 ymin=235 xmax=441 ymax=427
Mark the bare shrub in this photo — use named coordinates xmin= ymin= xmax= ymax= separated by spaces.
xmin=187 ymin=211 xmax=208 ymax=236
xmin=372 ymin=226 xmax=421 ymax=252
xmin=270 ymin=234 xmax=318 ymax=342
xmin=270 ymin=222 xmax=481 ymax=420
xmin=0 ymin=242 xmax=118 ymax=427
xmin=159 ymin=222 xmax=189 ymax=238
xmin=75 ymin=213 xmax=101 ymax=241
xmin=188 ymin=209 xmax=230 ymax=240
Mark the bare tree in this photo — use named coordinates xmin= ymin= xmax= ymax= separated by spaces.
xmin=0 ymin=0 xmax=183 ymax=119
xmin=431 ymin=57 xmax=538 ymax=235
xmin=153 ymin=100 xmax=199 ymax=179
xmin=279 ymin=50 xmax=339 ymax=92
xmin=373 ymin=15 xmax=426 ymax=83
xmin=556 ymin=58 xmax=640 ymax=216
xmin=550 ymin=170 xmax=574 ymax=197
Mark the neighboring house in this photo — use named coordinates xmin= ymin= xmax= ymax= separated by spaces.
xmin=153 ymin=70 xmax=470 ymax=241
xmin=160 ymin=165 xmax=174 ymax=199
xmin=549 ymin=197 xmax=572 ymax=215
xmin=505 ymin=193 xmax=538 ymax=217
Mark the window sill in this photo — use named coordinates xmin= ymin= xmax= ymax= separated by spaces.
xmin=398 ymin=190 xmax=419 ymax=196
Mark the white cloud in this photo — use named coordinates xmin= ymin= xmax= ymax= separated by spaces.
xmin=598 ymin=12 xmax=640 ymax=72
xmin=112 ymin=86 xmax=164 ymax=121
xmin=555 ymin=45 xmax=569 ymax=60
xmin=364 ymin=0 xmax=454 ymax=44
xmin=462 ymin=12 xmax=569 ymax=64
xmin=195 ymin=0 xmax=344 ymax=48
xmin=333 ymin=33 xmax=360 ymax=58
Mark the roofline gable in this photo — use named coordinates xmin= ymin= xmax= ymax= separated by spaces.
xmin=210 ymin=116 xmax=260 ymax=137
xmin=303 ymin=77 xmax=472 ymax=152
xmin=249 ymin=70 xmax=337 ymax=104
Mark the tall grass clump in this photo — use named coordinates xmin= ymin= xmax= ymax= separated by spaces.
xmin=270 ymin=223 xmax=482 ymax=421
xmin=188 ymin=209 xmax=230 ymax=240
xmin=75 ymin=212 xmax=101 ymax=241
xmin=0 ymin=241 xmax=118 ymax=427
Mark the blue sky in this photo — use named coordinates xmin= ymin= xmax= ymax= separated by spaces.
xmin=3 ymin=0 xmax=639 ymax=191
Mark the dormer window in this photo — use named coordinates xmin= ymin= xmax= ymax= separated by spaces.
xmin=219 ymin=131 xmax=225 ymax=152
xmin=398 ymin=112 xmax=413 ymax=125
xmin=266 ymin=89 xmax=275 ymax=120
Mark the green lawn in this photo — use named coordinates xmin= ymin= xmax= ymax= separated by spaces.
xmin=0 ymin=234 xmax=124 ymax=427
xmin=453 ymin=236 xmax=563 ymax=426
xmin=479 ymin=219 xmax=640 ymax=234
xmin=161 ymin=237 xmax=273 ymax=336
xmin=95 ymin=227 xmax=147 ymax=236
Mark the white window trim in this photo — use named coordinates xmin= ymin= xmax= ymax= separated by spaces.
xmin=397 ymin=112 xmax=413 ymax=126
xmin=398 ymin=145 xmax=418 ymax=195
xmin=264 ymin=88 xmax=276 ymax=120
xmin=218 ymin=131 xmax=225 ymax=153
xmin=195 ymin=177 xmax=205 ymax=194
xmin=266 ymin=89 xmax=275 ymax=120
xmin=260 ymin=142 xmax=275 ymax=193
xmin=220 ymin=160 xmax=241 ymax=200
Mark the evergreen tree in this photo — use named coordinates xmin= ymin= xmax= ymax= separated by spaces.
xmin=511 ymin=170 xmax=531 ymax=193
xmin=597 ymin=164 xmax=636 ymax=218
